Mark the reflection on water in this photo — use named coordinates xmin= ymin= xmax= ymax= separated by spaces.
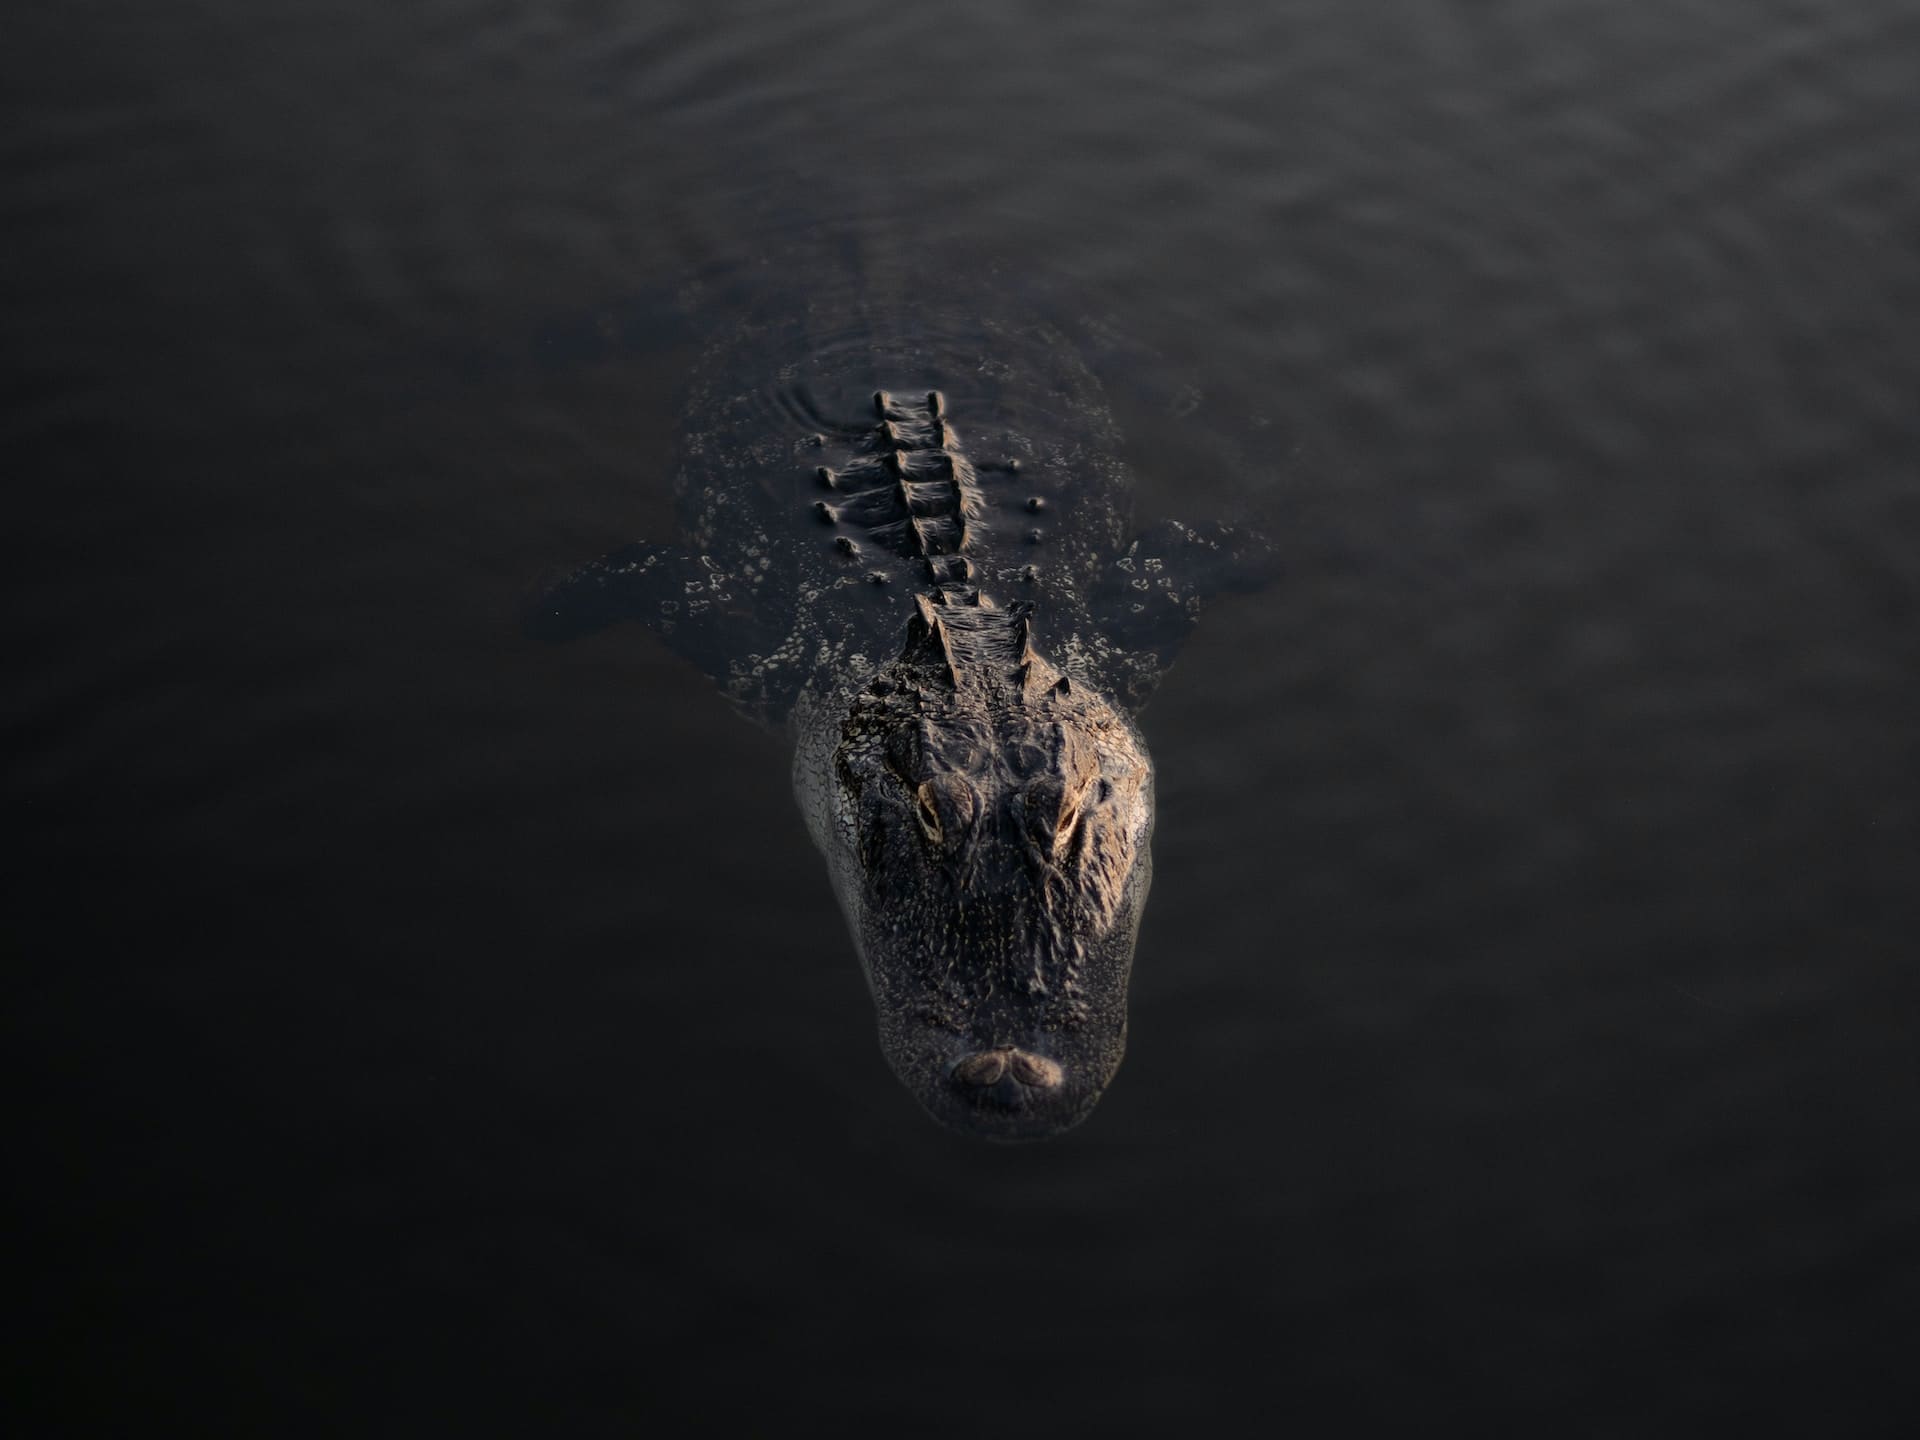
xmin=8 ymin=0 xmax=1917 ymax=1431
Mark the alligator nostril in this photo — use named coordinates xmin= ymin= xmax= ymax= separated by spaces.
xmin=953 ymin=1047 xmax=1061 ymax=1091
xmin=1009 ymin=1050 xmax=1063 ymax=1090
xmin=953 ymin=1050 xmax=1009 ymax=1087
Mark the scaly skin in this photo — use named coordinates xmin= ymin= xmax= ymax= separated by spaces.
xmin=532 ymin=309 xmax=1273 ymax=1140
xmin=795 ymin=556 xmax=1154 ymax=1140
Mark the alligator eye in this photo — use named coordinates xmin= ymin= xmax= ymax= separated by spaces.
xmin=1026 ymin=776 xmax=1093 ymax=858
xmin=915 ymin=782 xmax=944 ymax=844
xmin=1054 ymin=780 xmax=1089 ymax=852
xmin=913 ymin=776 xmax=978 ymax=846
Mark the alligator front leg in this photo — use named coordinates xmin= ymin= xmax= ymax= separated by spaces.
xmin=525 ymin=541 xmax=742 ymax=643
xmin=1086 ymin=517 xmax=1281 ymax=710
xmin=526 ymin=538 xmax=805 ymax=725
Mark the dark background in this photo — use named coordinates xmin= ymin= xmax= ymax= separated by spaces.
xmin=8 ymin=1 xmax=1919 ymax=1433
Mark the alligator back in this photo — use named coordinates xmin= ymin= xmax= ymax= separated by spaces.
xmin=528 ymin=265 xmax=1281 ymax=1139
xmin=664 ymin=296 xmax=1139 ymax=725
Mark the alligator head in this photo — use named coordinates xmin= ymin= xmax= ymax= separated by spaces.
xmin=820 ymin=591 xmax=1154 ymax=1141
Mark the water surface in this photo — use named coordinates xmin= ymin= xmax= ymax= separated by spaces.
xmin=9 ymin=1 xmax=1919 ymax=1431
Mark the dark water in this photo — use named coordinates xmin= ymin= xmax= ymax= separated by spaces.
xmin=9 ymin=1 xmax=1919 ymax=1431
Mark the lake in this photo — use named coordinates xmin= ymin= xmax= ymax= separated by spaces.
xmin=9 ymin=0 xmax=1918 ymax=1432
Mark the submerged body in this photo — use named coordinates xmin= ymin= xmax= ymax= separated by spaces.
xmin=533 ymin=296 xmax=1271 ymax=1139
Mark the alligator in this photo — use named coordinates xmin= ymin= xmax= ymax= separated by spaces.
xmin=529 ymin=294 xmax=1276 ymax=1140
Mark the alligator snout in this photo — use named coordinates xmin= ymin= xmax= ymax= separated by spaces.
xmin=951 ymin=1046 xmax=1063 ymax=1092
